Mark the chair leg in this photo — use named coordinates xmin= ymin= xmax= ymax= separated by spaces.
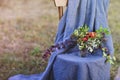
xmin=58 ymin=7 xmax=63 ymax=20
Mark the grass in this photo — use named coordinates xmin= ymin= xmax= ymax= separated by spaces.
xmin=0 ymin=0 xmax=120 ymax=80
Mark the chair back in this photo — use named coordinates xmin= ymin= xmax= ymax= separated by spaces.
xmin=53 ymin=0 xmax=68 ymax=20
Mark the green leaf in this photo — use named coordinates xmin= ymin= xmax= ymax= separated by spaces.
xmin=103 ymin=52 xmax=107 ymax=57
xmin=113 ymin=56 xmax=116 ymax=61
xmin=79 ymin=46 xmax=84 ymax=50
xmin=109 ymin=60 xmax=114 ymax=64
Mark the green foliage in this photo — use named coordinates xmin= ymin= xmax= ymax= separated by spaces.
xmin=102 ymin=48 xmax=116 ymax=65
xmin=30 ymin=47 xmax=41 ymax=56
xmin=73 ymin=25 xmax=89 ymax=38
xmin=96 ymin=26 xmax=110 ymax=35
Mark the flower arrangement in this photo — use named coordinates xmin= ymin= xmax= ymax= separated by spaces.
xmin=42 ymin=26 xmax=116 ymax=64
xmin=72 ymin=26 xmax=116 ymax=64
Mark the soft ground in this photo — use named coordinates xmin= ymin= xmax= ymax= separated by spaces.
xmin=0 ymin=0 xmax=120 ymax=80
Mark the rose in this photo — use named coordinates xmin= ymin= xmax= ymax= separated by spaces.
xmin=82 ymin=37 xmax=88 ymax=42
xmin=87 ymin=32 xmax=96 ymax=38
xmin=82 ymin=32 xmax=96 ymax=42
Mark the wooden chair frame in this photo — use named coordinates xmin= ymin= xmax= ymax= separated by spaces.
xmin=58 ymin=7 xmax=64 ymax=20
xmin=53 ymin=0 xmax=68 ymax=20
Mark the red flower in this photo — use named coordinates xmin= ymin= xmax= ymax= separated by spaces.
xmin=88 ymin=32 xmax=96 ymax=38
xmin=85 ymin=35 xmax=89 ymax=39
xmin=82 ymin=37 xmax=88 ymax=42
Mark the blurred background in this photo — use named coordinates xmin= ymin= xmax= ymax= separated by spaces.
xmin=0 ymin=0 xmax=119 ymax=80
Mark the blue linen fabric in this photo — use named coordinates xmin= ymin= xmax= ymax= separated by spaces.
xmin=8 ymin=0 xmax=114 ymax=80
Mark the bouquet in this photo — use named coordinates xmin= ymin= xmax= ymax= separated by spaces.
xmin=42 ymin=26 xmax=116 ymax=64
xmin=72 ymin=26 xmax=116 ymax=64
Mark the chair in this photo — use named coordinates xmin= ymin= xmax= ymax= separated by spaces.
xmin=53 ymin=0 xmax=67 ymax=20
xmin=51 ymin=1 xmax=111 ymax=80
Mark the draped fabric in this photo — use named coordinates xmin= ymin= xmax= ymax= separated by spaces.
xmin=8 ymin=0 xmax=114 ymax=80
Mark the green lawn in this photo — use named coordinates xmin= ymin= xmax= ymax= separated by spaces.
xmin=0 ymin=0 xmax=120 ymax=80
